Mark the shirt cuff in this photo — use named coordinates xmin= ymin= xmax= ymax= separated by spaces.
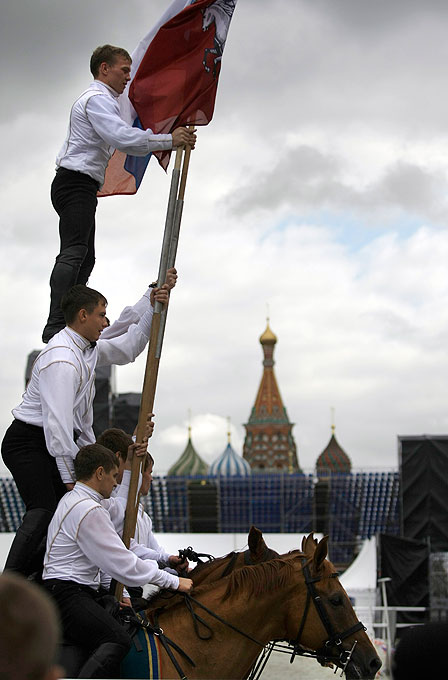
xmin=55 ymin=455 xmax=76 ymax=484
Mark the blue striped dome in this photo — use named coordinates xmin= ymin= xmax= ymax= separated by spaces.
xmin=209 ymin=443 xmax=251 ymax=477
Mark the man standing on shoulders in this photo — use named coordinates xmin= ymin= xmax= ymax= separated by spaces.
xmin=42 ymin=43 xmax=196 ymax=342
xmin=2 ymin=280 xmax=168 ymax=576
xmin=42 ymin=444 xmax=193 ymax=679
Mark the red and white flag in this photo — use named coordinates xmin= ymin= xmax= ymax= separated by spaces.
xmin=100 ymin=0 xmax=237 ymax=197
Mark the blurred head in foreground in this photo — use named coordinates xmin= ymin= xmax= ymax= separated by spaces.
xmin=0 ymin=572 xmax=62 ymax=680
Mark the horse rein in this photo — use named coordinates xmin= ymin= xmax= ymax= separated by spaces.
xmin=145 ymin=547 xmax=265 ymax=680
xmin=148 ymin=593 xmax=265 ymax=680
xmin=287 ymin=558 xmax=366 ymax=674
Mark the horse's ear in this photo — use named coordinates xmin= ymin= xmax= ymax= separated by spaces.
xmin=302 ymin=532 xmax=316 ymax=557
xmin=248 ymin=526 xmax=266 ymax=560
xmin=313 ymin=536 xmax=329 ymax=572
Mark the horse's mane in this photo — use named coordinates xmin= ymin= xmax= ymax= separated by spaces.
xmin=221 ymin=549 xmax=335 ymax=600
xmin=190 ymin=550 xmax=304 ymax=601
xmin=223 ymin=557 xmax=297 ymax=600
xmin=153 ymin=545 xmax=335 ymax=622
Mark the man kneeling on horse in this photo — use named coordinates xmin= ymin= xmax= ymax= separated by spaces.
xmin=42 ymin=443 xmax=193 ymax=679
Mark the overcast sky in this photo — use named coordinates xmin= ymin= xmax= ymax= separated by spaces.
xmin=2 ymin=0 xmax=448 ymax=475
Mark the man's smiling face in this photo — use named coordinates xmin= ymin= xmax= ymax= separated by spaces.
xmin=81 ymin=302 xmax=108 ymax=342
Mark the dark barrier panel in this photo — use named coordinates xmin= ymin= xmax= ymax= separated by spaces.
xmin=25 ymin=350 xmax=40 ymax=387
xmin=379 ymin=533 xmax=430 ymax=632
xmin=111 ymin=392 xmax=140 ymax=436
xmin=188 ymin=480 xmax=219 ymax=532
xmin=92 ymin=365 xmax=112 ymax=437
xmin=399 ymin=435 xmax=448 ymax=551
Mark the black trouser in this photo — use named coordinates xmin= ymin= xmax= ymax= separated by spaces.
xmin=44 ymin=579 xmax=132 ymax=679
xmin=43 ymin=167 xmax=99 ymax=342
xmin=1 ymin=419 xmax=67 ymax=575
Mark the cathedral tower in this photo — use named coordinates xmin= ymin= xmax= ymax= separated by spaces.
xmin=243 ymin=320 xmax=301 ymax=472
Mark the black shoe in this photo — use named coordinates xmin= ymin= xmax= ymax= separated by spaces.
xmin=77 ymin=642 xmax=129 ymax=678
xmin=42 ymin=323 xmax=64 ymax=344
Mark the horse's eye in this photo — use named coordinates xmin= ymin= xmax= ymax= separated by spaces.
xmin=329 ymin=594 xmax=344 ymax=607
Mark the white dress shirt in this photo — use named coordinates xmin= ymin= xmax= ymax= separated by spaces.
xmin=42 ymin=480 xmax=179 ymax=591
xmin=56 ymin=81 xmax=173 ymax=187
xmin=13 ymin=299 xmax=153 ymax=484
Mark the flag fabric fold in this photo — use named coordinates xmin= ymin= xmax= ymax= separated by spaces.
xmin=99 ymin=0 xmax=237 ymax=197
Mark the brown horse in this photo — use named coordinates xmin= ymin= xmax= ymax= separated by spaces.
xmin=146 ymin=534 xmax=381 ymax=679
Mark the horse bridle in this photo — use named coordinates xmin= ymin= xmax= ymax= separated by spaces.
xmin=248 ymin=557 xmax=367 ymax=680
xmin=286 ymin=558 xmax=366 ymax=674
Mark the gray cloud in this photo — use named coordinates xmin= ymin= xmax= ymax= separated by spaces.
xmin=226 ymin=146 xmax=448 ymax=226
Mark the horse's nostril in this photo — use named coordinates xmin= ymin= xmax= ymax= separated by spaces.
xmin=370 ymin=656 xmax=382 ymax=671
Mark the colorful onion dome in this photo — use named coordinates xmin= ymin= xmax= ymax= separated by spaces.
xmin=209 ymin=441 xmax=251 ymax=477
xmin=316 ymin=425 xmax=352 ymax=475
xmin=167 ymin=426 xmax=209 ymax=476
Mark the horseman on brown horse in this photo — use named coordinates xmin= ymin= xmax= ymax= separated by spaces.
xmin=123 ymin=532 xmax=381 ymax=679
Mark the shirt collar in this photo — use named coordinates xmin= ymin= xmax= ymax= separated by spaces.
xmin=64 ymin=327 xmax=96 ymax=352
xmin=93 ymin=79 xmax=120 ymax=99
xmin=76 ymin=481 xmax=103 ymax=502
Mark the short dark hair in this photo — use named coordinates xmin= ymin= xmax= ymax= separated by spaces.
xmin=0 ymin=572 xmax=60 ymax=680
xmin=90 ymin=44 xmax=132 ymax=77
xmin=97 ymin=428 xmax=133 ymax=463
xmin=74 ymin=444 xmax=118 ymax=481
xmin=61 ymin=284 xmax=107 ymax=324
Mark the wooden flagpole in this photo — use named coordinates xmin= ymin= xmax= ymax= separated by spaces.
xmin=156 ymin=130 xmax=193 ymax=356
xmin=115 ymin=140 xmax=192 ymax=600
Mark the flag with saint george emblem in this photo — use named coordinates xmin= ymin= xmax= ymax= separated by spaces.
xmin=99 ymin=0 xmax=237 ymax=196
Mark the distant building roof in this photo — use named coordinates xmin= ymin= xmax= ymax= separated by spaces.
xmin=316 ymin=427 xmax=352 ymax=475
xmin=167 ymin=427 xmax=209 ymax=476
xmin=210 ymin=441 xmax=251 ymax=477
xmin=243 ymin=319 xmax=301 ymax=473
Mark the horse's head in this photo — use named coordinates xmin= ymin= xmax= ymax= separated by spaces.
xmin=202 ymin=6 xmax=214 ymax=31
xmin=284 ymin=534 xmax=381 ymax=679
